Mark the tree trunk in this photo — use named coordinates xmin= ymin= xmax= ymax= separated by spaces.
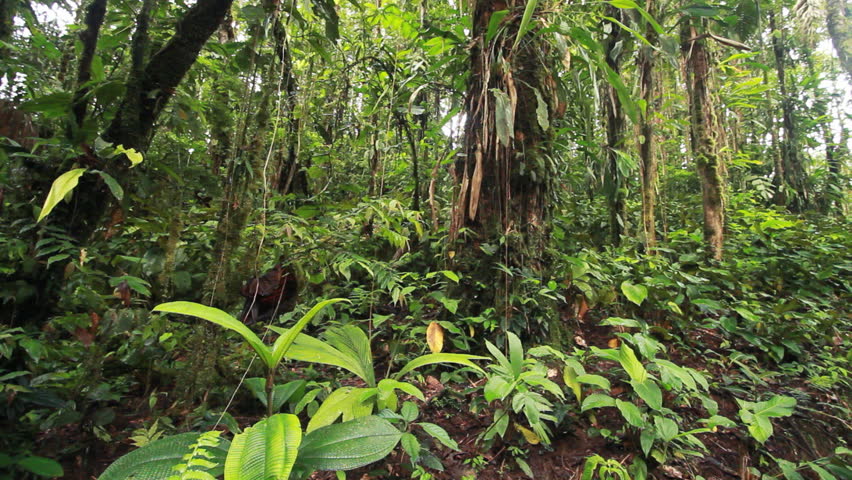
xmin=769 ymin=10 xmax=808 ymax=211
xmin=63 ymin=0 xmax=235 ymax=242
xmin=450 ymin=0 xmax=556 ymax=332
xmin=682 ymin=23 xmax=724 ymax=260
xmin=603 ymin=6 xmax=628 ymax=245
xmin=69 ymin=0 xmax=108 ymax=133
xmin=826 ymin=0 xmax=852 ymax=78
xmin=637 ymin=1 xmax=657 ymax=252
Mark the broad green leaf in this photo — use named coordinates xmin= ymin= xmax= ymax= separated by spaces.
xmin=21 ymin=91 xmax=72 ymax=118
xmin=618 ymin=344 xmax=647 ymax=383
xmin=37 ymin=168 xmax=86 ymax=222
xmin=99 ymin=432 xmax=229 ymax=480
xmin=752 ymin=395 xmax=796 ymax=417
xmin=640 ymin=429 xmax=654 ymax=456
xmin=296 ymin=416 xmax=401 ymax=472
xmin=154 ymin=302 xmax=271 ymax=368
xmin=400 ymin=433 xmax=421 ymax=463
xmin=600 ymin=317 xmax=642 ymax=328
xmin=485 ymin=10 xmax=509 ymax=44
xmin=581 ymin=393 xmax=616 ymax=412
xmin=616 ymin=399 xmax=644 ymax=427
xmin=484 ymin=376 xmax=514 ymax=402
xmin=507 ymin=332 xmax=524 ymax=379
xmin=270 ymin=299 xmax=349 ymax=369
xmin=94 ymin=170 xmax=124 ymax=201
xmin=394 ymin=353 xmax=487 ymax=379
xmin=418 ymin=422 xmax=459 ymax=451
xmin=563 ymin=363 xmax=583 ymax=403
xmin=225 ymin=414 xmax=301 ymax=480
xmin=620 ymin=281 xmax=648 ymax=306
xmin=307 ymin=387 xmax=375 ymax=433
xmin=654 ymin=416 xmax=678 ymax=442
xmin=377 ymin=379 xmax=424 ymax=401
xmin=631 ymin=379 xmax=662 ymax=411
xmin=576 ymin=374 xmax=611 ymax=391
xmin=17 ymin=456 xmax=63 ymax=478
xmin=777 ymin=459 xmax=805 ymax=480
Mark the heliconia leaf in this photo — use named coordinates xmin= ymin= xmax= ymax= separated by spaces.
xmin=37 ymin=168 xmax=86 ymax=223
xmin=426 ymin=322 xmax=444 ymax=353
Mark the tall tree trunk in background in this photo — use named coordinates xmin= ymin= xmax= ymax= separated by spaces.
xmin=69 ymin=0 xmax=108 ymax=135
xmin=637 ymin=1 xmax=658 ymax=252
xmin=450 ymin=0 xmax=556 ymax=334
xmin=826 ymin=0 xmax=852 ymax=78
xmin=63 ymin=0 xmax=234 ymax=242
xmin=682 ymin=23 xmax=724 ymax=260
xmin=603 ymin=6 xmax=628 ymax=245
xmin=769 ymin=10 xmax=808 ymax=211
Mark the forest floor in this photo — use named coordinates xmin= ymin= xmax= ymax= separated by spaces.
xmin=45 ymin=306 xmax=850 ymax=480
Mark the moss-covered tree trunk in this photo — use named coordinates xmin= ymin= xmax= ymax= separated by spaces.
xmin=450 ymin=0 xmax=557 ymax=336
xmin=682 ymin=23 xmax=724 ymax=260
xmin=603 ymin=6 xmax=628 ymax=245
xmin=637 ymin=1 xmax=658 ymax=252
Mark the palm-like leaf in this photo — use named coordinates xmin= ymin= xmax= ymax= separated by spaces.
xmin=154 ymin=302 xmax=272 ymax=367
xmin=269 ymin=298 xmax=349 ymax=368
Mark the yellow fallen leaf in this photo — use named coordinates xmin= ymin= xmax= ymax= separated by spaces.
xmin=514 ymin=423 xmax=540 ymax=445
xmin=426 ymin=322 xmax=444 ymax=353
xmin=607 ymin=338 xmax=620 ymax=348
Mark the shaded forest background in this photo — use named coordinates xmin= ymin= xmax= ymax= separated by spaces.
xmin=0 ymin=0 xmax=849 ymax=478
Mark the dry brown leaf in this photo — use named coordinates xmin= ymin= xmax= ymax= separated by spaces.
xmin=468 ymin=146 xmax=483 ymax=220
